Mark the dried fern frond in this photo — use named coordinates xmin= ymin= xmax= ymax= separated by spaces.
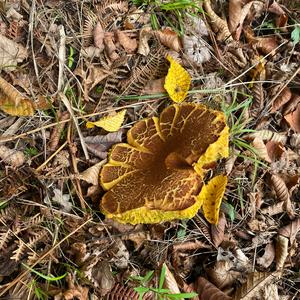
xmin=82 ymin=9 xmax=98 ymax=47
xmin=97 ymin=59 xmax=130 ymax=109
xmin=251 ymin=82 xmax=265 ymax=118
xmin=0 ymin=205 xmax=18 ymax=225
xmin=96 ymin=0 xmax=128 ymax=30
xmin=119 ymin=44 xmax=167 ymax=96
xmin=105 ymin=284 xmax=152 ymax=300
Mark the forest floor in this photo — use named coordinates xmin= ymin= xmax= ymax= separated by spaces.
xmin=0 ymin=0 xmax=300 ymax=299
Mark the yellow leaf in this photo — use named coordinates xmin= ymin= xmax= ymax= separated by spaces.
xmin=164 ymin=55 xmax=191 ymax=103
xmin=86 ymin=109 xmax=126 ymax=132
xmin=0 ymin=77 xmax=35 ymax=116
xmin=198 ymin=175 xmax=227 ymax=224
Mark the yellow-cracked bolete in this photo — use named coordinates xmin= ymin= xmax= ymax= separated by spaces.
xmin=99 ymin=103 xmax=229 ymax=224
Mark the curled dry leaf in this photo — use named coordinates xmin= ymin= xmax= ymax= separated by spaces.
xmin=234 ymin=272 xmax=280 ymax=300
xmin=84 ymin=131 xmax=123 ymax=159
xmin=203 ymin=0 xmax=232 ymax=42
xmin=0 ymin=76 xmax=35 ymax=116
xmin=0 ymin=34 xmax=27 ymax=70
xmin=93 ymin=22 xmax=105 ymax=51
xmin=252 ymin=137 xmax=272 ymax=163
xmin=211 ymin=212 xmax=227 ymax=247
xmin=162 ymin=264 xmax=181 ymax=296
xmin=275 ymin=235 xmax=289 ymax=270
xmin=137 ymin=27 xmax=152 ymax=56
xmin=79 ymin=161 xmax=106 ymax=186
xmin=154 ymin=28 xmax=182 ymax=52
xmin=257 ymin=242 xmax=275 ymax=268
xmin=261 ymin=201 xmax=285 ymax=216
xmin=173 ymin=240 xmax=211 ymax=252
xmin=271 ymin=87 xmax=292 ymax=113
xmin=0 ymin=145 xmax=25 ymax=167
xmin=243 ymin=26 xmax=278 ymax=55
xmin=284 ymin=102 xmax=300 ymax=133
xmin=195 ymin=277 xmax=232 ymax=300
xmin=278 ymin=218 xmax=300 ymax=243
xmin=116 ymin=30 xmax=137 ymax=54
xmin=228 ymin=0 xmax=243 ymax=35
xmin=270 ymin=174 xmax=294 ymax=219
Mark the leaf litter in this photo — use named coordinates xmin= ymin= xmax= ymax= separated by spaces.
xmin=0 ymin=0 xmax=299 ymax=299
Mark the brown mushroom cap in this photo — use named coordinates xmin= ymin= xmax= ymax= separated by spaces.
xmin=100 ymin=103 xmax=228 ymax=224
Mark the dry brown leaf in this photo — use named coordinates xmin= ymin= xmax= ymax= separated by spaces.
xmin=116 ymin=30 xmax=137 ymax=53
xmin=154 ymin=28 xmax=182 ymax=52
xmin=244 ymin=26 xmax=278 ymax=55
xmin=228 ymin=0 xmax=243 ymax=35
xmin=268 ymin=1 xmax=285 ymax=15
xmin=271 ymin=87 xmax=292 ymax=113
xmin=208 ymin=260 xmax=240 ymax=289
xmin=251 ymin=82 xmax=264 ymax=118
xmin=195 ymin=277 xmax=232 ymax=300
xmin=270 ymin=174 xmax=294 ymax=219
xmin=0 ymin=34 xmax=27 ymax=70
xmin=173 ymin=240 xmax=211 ymax=252
xmin=257 ymin=242 xmax=275 ymax=268
xmin=278 ymin=218 xmax=300 ymax=243
xmin=211 ymin=212 xmax=227 ymax=247
xmin=282 ymin=94 xmax=300 ymax=115
xmin=275 ymin=235 xmax=289 ymax=270
xmin=203 ymin=0 xmax=232 ymax=42
xmin=229 ymin=1 xmax=257 ymax=41
xmin=0 ymin=145 xmax=25 ymax=167
xmin=252 ymin=137 xmax=272 ymax=162
xmin=284 ymin=102 xmax=300 ymax=133
xmin=142 ymin=77 xmax=166 ymax=94
xmin=162 ymin=264 xmax=182 ymax=296
xmin=104 ymin=35 xmax=119 ymax=61
xmin=234 ymin=272 xmax=280 ymax=300
xmin=79 ymin=161 xmax=106 ymax=185
xmin=93 ymin=22 xmax=105 ymax=51
xmin=0 ymin=76 xmax=35 ymax=116
xmin=84 ymin=131 xmax=123 ymax=159
xmin=260 ymin=201 xmax=285 ymax=216
xmin=265 ymin=141 xmax=285 ymax=162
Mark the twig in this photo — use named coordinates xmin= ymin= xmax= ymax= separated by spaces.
xmin=60 ymin=92 xmax=89 ymax=160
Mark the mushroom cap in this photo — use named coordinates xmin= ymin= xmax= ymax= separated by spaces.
xmin=100 ymin=103 xmax=229 ymax=224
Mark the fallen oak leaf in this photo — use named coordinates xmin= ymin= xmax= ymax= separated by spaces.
xmin=0 ymin=76 xmax=35 ymax=116
xmin=164 ymin=55 xmax=191 ymax=103
xmin=86 ymin=109 xmax=126 ymax=132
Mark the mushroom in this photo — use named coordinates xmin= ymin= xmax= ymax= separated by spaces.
xmin=100 ymin=103 xmax=229 ymax=224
